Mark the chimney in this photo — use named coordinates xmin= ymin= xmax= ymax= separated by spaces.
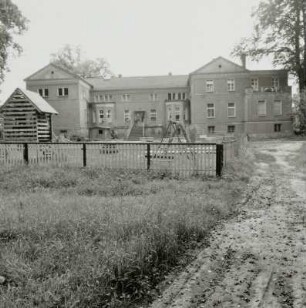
xmin=168 ymin=72 xmax=172 ymax=76
xmin=118 ymin=74 xmax=122 ymax=78
xmin=240 ymin=54 xmax=247 ymax=69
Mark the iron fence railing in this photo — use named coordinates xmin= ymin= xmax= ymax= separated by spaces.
xmin=0 ymin=142 xmax=224 ymax=177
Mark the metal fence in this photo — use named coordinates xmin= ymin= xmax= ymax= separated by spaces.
xmin=0 ymin=142 xmax=224 ymax=177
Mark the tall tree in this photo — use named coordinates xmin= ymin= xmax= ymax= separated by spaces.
xmin=50 ymin=45 xmax=113 ymax=78
xmin=0 ymin=0 xmax=28 ymax=83
xmin=232 ymin=0 xmax=304 ymax=91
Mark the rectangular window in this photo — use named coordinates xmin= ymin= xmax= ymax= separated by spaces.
xmin=38 ymin=88 xmax=49 ymax=98
xmin=251 ymin=78 xmax=258 ymax=91
xmin=257 ymin=100 xmax=267 ymax=116
xmin=206 ymin=80 xmax=214 ymax=92
xmin=227 ymin=79 xmax=235 ymax=91
xmin=167 ymin=106 xmax=172 ymax=120
xmin=58 ymin=87 xmax=69 ymax=97
xmin=150 ymin=109 xmax=157 ymax=122
xmin=99 ymin=110 xmax=104 ymax=122
xmin=150 ymin=93 xmax=158 ymax=101
xmin=272 ymin=77 xmax=279 ymax=89
xmin=172 ymin=93 xmax=176 ymax=100
xmin=168 ymin=93 xmax=172 ymax=101
xmin=207 ymin=103 xmax=215 ymax=118
xmin=273 ymin=100 xmax=282 ymax=116
xmin=121 ymin=94 xmax=130 ymax=102
xmin=102 ymin=94 xmax=113 ymax=102
xmin=174 ymin=105 xmax=181 ymax=121
xmin=106 ymin=109 xmax=112 ymax=121
xmin=99 ymin=129 xmax=103 ymax=135
xmin=227 ymin=102 xmax=236 ymax=117
xmin=124 ymin=110 xmax=131 ymax=124
xmin=227 ymin=125 xmax=235 ymax=133
xmin=274 ymin=123 xmax=281 ymax=132
xmin=182 ymin=93 xmax=186 ymax=100
xmin=208 ymin=126 xmax=215 ymax=134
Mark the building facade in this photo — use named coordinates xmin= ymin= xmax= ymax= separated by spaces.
xmin=24 ymin=57 xmax=293 ymax=140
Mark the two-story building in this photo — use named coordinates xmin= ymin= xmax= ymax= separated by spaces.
xmin=24 ymin=56 xmax=293 ymax=140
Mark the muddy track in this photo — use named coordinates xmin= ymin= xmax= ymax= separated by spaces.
xmin=149 ymin=140 xmax=306 ymax=308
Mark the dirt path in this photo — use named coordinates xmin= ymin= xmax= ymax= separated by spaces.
xmin=149 ymin=140 xmax=306 ymax=308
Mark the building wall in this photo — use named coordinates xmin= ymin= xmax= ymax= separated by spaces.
xmin=189 ymin=72 xmax=249 ymax=135
xmin=26 ymin=79 xmax=83 ymax=136
xmin=89 ymin=87 xmax=189 ymax=128
xmin=189 ymin=70 xmax=292 ymax=136
xmin=25 ymin=61 xmax=293 ymax=140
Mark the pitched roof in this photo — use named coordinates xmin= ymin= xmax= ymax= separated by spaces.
xmin=85 ymin=75 xmax=189 ymax=91
xmin=24 ymin=63 xmax=93 ymax=87
xmin=0 ymin=88 xmax=58 ymax=114
xmin=191 ymin=56 xmax=249 ymax=74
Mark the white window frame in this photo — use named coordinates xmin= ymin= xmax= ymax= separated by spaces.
xmin=207 ymin=103 xmax=215 ymax=118
xmin=124 ymin=110 xmax=131 ymax=124
xmin=206 ymin=80 xmax=214 ymax=92
xmin=227 ymin=79 xmax=235 ymax=92
xmin=272 ymin=77 xmax=279 ymax=90
xmin=208 ymin=126 xmax=215 ymax=134
xmin=273 ymin=100 xmax=282 ymax=116
xmin=227 ymin=125 xmax=235 ymax=133
xmin=174 ymin=104 xmax=181 ymax=121
xmin=38 ymin=88 xmax=49 ymax=98
xmin=58 ymin=87 xmax=69 ymax=97
xmin=121 ymin=94 xmax=130 ymax=102
xmin=257 ymin=100 xmax=267 ymax=116
xmin=227 ymin=102 xmax=236 ymax=117
xmin=167 ymin=105 xmax=172 ymax=120
xmin=274 ymin=123 xmax=282 ymax=132
xmin=150 ymin=109 xmax=157 ymax=122
xmin=99 ymin=110 xmax=104 ymax=123
xmin=251 ymin=78 xmax=258 ymax=91
xmin=106 ymin=109 xmax=112 ymax=122
xmin=150 ymin=93 xmax=158 ymax=101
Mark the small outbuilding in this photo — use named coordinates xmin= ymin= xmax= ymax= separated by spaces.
xmin=0 ymin=88 xmax=58 ymax=142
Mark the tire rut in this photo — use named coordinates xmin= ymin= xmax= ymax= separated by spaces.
xmin=148 ymin=141 xmax=306 ymax=308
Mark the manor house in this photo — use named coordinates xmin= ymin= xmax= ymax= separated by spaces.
xmin=24 ymin=56 xmax=293 ymax=140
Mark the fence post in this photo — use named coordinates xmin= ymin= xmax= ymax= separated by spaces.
xmin=146 ymin=143 xmax=151 ymax=170
xmin=216 ymin=144 xmax=223 ymax=177
xmin=23 ymin=143 xmax=29 ymax=165
xmin=82 ymin=143 xmax=87 ymax=167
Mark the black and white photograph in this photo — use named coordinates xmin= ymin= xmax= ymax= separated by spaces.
xmin=0 ymin=0 xmax=306 ymax=307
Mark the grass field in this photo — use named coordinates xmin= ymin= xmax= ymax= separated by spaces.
xmin=0 ymin=149 xmax=253 ymax=307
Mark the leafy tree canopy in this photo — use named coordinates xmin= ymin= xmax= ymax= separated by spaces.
xmin=50 ymin=45 xmax=114 ymax=79
xmin=232 ymin=0 xmax=304 ymax=90
xmin=0 ymin=0 xmax=28 ymax=83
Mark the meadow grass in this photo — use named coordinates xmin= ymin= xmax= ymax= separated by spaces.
xmin=0 ymin=151 xmax=254 ymax=307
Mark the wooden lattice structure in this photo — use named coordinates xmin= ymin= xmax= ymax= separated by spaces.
xmin=0 ymin=88 xmax=58 ymax=142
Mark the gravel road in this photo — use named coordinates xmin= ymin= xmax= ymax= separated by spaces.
xmin=149 ymin=140 xmax=306 ymax=308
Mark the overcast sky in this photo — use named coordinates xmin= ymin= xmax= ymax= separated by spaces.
xmin=1 ymin=0 xmax=272 ymax=101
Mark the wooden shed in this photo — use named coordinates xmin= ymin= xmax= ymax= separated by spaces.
xmin=0 ymin=88 xmax=58 ymax=142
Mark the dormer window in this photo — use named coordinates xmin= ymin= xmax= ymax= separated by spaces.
xmin=58 ymin=87 xmax=69 ymax=97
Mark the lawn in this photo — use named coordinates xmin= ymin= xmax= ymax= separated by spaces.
xmin=0 ymin=150 xmax=253 ymax=307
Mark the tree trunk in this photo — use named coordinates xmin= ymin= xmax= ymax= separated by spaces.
xmin=303 ymin=0 xmax=306 ymax=90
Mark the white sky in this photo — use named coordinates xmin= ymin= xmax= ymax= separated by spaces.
xmin=1 ymin=0 xmax=274 ymax=101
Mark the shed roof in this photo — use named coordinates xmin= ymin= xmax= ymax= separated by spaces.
xmin=0 ymin=88 xmax=58 ymax=114
xmin=86 ymin=75 xmax=189 ymax=91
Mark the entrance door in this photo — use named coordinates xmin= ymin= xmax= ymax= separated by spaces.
xmin=134 ymin=111 xmax=145 ymax=126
